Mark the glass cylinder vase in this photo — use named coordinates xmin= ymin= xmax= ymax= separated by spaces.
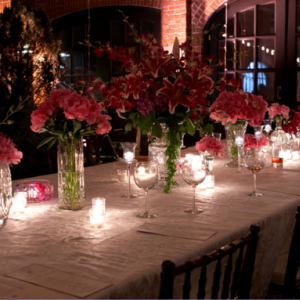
xmin=0 ymin=163 xmax=12 ymax=225
xmin=225 ymin=120 xmax=248 ymax=168
xmin=148 ymin=123 xmax=181 ymax=187
xmin=57 ymin=137 xmax=84 ymax=210
xmin=270 ymin=115 xmax=286 ymax=147
xmin=203 ymin=156 xmax=215 ymax=189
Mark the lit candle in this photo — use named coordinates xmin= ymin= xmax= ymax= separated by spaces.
xmin=264 ymin=125 xmax=271 ymax=133
xmin=124 ymin=151 xmax=134 ymax=161
xmin=12 ymin=192 xmax=27 ymax=213
xmin=285 ymin=150 xmax=292 ymax=160
xmin=92 ymin=197 xmax=106 ymax=214
xmin=89 ymin=207 xmax=104 ymax=228
xmin=203 ymin=174 xmax=215 ymax=189
xmin=293 ymin=151 xmax=300 ymax=161
xmin=117 ymin=170 xmax=127 ymax=182
xmin=255 ymin=132 xmax=262 ymax=140
xmin=235 ymin=137 xmax=244 ymax=147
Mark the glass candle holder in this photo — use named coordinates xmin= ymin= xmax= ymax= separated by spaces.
xmin=234 ymin=129 xmax=246 ymax=173
xmin=213 ymin=133 xmax=222 ymax=141
xmin=253 ymin=125 xmax=264 ymax=149
xmin=92 ymin=197 xmax=106 ymax=214
xmin=89 ymin=206 xmax=105 ymax=228
xmin=14 ymin=179 xmax=54 ymax=203
xmin=117 ymin=170 xmax=128 ymax=183
xmin=263 ymin=119 xmax=272 ymax=135
xmin=12 ymin=192 xmax=27 ymax=213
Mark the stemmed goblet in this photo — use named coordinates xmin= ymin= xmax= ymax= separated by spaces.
xmin=253 ymin=125 xmax=264 ymax=149
xmin=134 ymin=162 xmax=158 ymax=218
xmin=182 ymin=156 xmax=206 ymax=214
xmin=120 ymin=142 xmax=139 ymax=198
xmin=244 ymin=149 xmax=266 ymax=197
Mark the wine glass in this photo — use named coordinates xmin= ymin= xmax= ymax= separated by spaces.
xmin=244 ymin=149 xmax=266 ymax=197
xmin=134 ymin=162 xmax=158 ymax=219
xmin=182 ymin=156 xmax=206 ymax=214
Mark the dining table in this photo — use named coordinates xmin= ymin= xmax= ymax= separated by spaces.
xmin=0 ymin=146 xmax=299 ymax=299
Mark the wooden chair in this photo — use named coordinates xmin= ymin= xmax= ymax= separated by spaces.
xmin=282 ymin=206 xmax=300 ymax=299
xmin=159 ymin=225 xmax=260 ymax=299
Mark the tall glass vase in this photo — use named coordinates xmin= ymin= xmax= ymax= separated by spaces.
xmin=57 ymin=137 xmax=84 ymax=210
xmin=148 ymin=123 xmax=181 ymax=188
xmin=270 ymin=116 xmax=287 ymax=146
xmin=0 ymin=163 xmax=12 ymax=225
xmin=225 ymin=120 xmax=248 ymax=168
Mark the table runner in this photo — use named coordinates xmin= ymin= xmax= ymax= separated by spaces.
xmin=0 ymin=148 xmax=299 ymax=298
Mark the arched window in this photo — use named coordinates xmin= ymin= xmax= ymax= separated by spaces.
xmin=52 ymin=6 xmax=161 ymax=85
xmin=204 ymin=0 xmax=300 ymax=107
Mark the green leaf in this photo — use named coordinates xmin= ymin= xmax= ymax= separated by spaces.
xmin=37 ymin=136 xmax=57 ymax=149
xmin=63 ymin=121 xmax=68 ymax=133
xmin=72 ymin=119 xmax=82 ymax=134
xmin=47 ymin=129 xmax=64 ymax=137
xmin=152 ymin=122 xmax=162 ymax=138
xmin=47 ymin=136 xmax=58 ymax=150
xmin=128 ymin=112 xmax=138 ymax=120
xmin=187 ymin=119 xmax=196 ymax=136
xmin=124 ymin=123 xmax=132 ymax=133
xmin=202 ymin=123 xmax=214 ymax=133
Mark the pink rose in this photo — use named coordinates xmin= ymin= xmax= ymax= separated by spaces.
xmin=85 ymin=98 xmax=102 ymax=125
xmin=30 ymin=110 xmax=49 ymax=132
xmin=63 ymin=92 xmax=91 ymax=121
xmin=48 ymin=89 xmax=71 ymax=108
xmin=0 ymin=133 xmax=23 ymax=165
xmin=195 ymin=136 xmax=226 ymax=158
xmin=96 ymin=115 xmax=112 ymax=135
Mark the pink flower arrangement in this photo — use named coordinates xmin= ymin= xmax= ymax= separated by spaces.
xmin=0 ymin=132 xmax=23 ymax=165
xmin=244 ymin=134 xmax=269 ymax=150
xmin=31 ymin=90 xmax=111 ymax=134
xmin=195 ymin=136 xmax=226 ymax=158
xmin=267 ymin=103 xmax=290 ymax=119
xmin=209 ymin=90 xmax=268 ymax=126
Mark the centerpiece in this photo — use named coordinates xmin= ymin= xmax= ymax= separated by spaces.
xmin=30 ymin=89 xmax=112 ymax=210
xmin=80 ymin=18 xmax=225 ymax=192
xmin=268 ymin=103 xmax=290 ymax=146
xmin=210 ymin=82 xmax=268 ymax=168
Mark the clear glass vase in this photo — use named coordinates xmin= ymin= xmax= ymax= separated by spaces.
xmin=0 ymin=163 xmax=12 ymax=225
xmin=148 ymin=123 xmax=181 ymax=187
xmin=203 ymin=156 xmax=215 ymax=189
xmin=270 ymin=115 xmax=287 ymax=147
xmin=225 ymin=120 xmax=248 ymax=168
xmin=57 ymin=137 xmax=84 ymax=210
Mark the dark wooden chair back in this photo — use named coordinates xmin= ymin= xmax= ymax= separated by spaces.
xmin=282 ymin=206 xmax=300 ymax=299
xmin=159 ymin=225 xmax=260 ymax=299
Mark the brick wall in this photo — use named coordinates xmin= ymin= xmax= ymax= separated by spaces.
xmin=2 ymin=0 xmax=226 ymax=54
xmin=0 ymin=0 xmax=10 ymax=12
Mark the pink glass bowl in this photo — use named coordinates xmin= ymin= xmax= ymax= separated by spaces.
xmin=14 ymin=179 xmax=54 ymax=203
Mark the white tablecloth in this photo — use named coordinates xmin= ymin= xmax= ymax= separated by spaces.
xmin=1 ymin=148 xmax=300 ymax=298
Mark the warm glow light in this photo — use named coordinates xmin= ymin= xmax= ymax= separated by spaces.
xmin=297 ymin=57 xmax=300 ymax=63
xmin=242 ymin=40 xmax=245 ymax=44
xmin=247 ymin=42 xmax=251 ymax=47
xmin=271 ymin=50 xmax=275 ymax=55
xmin=261 ymin=46 xmax=265 ymax=51
xmin=266 ymin=48 xmax=270 ymax=53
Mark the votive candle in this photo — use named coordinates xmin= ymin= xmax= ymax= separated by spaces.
xmin=235 ymin=137 xmax=244 ymax=147
xmin=89 ymin=207 xmax=105 ymax=228
xmin=124 ymin=151 xmax=134 ymax=161
xmin=92 ymin=197 xmax=106 ymax=214
xmin=12 ymin=192 xmax=27 ymax=213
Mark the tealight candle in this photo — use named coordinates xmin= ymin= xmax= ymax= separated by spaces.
xmin=92 ymin=197 xmax=106 ymax=214
xmin=235 ymin=137 xmax=244 ymax=147
xmin=264 ymin=124 xmax=271 ymax=133
xmin=293 ymin=151 xmax=300 ymax=161
xmin=255 ymin=132 xmax=262 ymax=140
xmin=124 ymin=151 xmax=134 ymax=161
xmin=203 ymin=174 xmax=215 ymax=189
xmin=89 ymin=207 xmax=104 ymax=228
xmin=12 ymin=192 xmax=27 ymax=213
xmin=285 ymin=150 xmax=292 ymax=160
xmin=117 ymin=170 xmax=127 ymax=183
